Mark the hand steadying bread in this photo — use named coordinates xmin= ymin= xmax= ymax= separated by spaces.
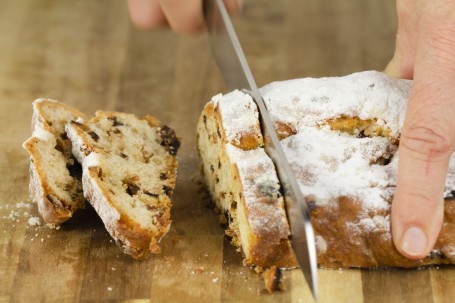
xmin=128 ymin=0 xmax=455 ymax=261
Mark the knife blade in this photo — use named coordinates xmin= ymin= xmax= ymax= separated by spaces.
xmin=203 ymin=0 xmax=318 ymax=300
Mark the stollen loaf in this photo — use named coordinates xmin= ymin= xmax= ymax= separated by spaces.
xmin=197 ymin=71 xmax=455 ymax=268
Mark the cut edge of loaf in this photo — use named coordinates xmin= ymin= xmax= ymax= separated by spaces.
xmin=66 ymin=111 xmax=180 ymax=260
xmin=197 ymin=99 xmax=297 ymax=268
xmin=22 ymin=98 xmax=87 ymax=227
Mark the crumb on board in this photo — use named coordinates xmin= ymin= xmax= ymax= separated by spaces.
xmin=193 ymin=267 xmax=205 ymax=274
xmin=262 ymin=266 xmax=285 ymax=293
xmin=28 ymin=216 xmax=41 ymax=226
xmin=2 ymin=200 xmax=43 ymax=228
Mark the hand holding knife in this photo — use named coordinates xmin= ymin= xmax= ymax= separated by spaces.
xmin=203 ymin=0 xmax=318 ymax=300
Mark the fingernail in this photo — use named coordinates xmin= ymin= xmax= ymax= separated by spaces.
xmin=400 ymin=226 xmax=427 ymax=257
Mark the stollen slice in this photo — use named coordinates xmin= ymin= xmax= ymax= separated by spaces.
xmin=22 ymin=99 xmax=87 ymax=227
xmin=66 ymin=111 xmax=180 ymax=259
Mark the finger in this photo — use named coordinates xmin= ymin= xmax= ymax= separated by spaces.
xmin=128 ymin=0 xmax=167 ymax=30
xmin=224 ymin=0 xmax=244 ymax=13
xmin=391 ymin=2 xmax=455 ymax=259
xmin=159 ymin=0 xmax=243 ymax=34
xmin=384 ymin=0 xmax=418 ymax=79
xmin=159 ymin=0 xmax=205 ymax=34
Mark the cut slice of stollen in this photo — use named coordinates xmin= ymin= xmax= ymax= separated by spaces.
xmin=22 ymin=99 xmax=87 ymax=227
xmin=66 ymin=111 xmax=180 ymax=259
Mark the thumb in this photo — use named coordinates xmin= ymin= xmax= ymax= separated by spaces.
xmin=127 ymin=0 xmax=167 ymax=30
xmin=391 ymin=4 xmax=455 ymax=259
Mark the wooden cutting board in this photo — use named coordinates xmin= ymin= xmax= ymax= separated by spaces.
xmin=1 ymin=0 xmax=455 ymax=302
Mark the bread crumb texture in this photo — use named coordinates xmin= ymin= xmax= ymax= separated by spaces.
xmin=22 ymin=99 xmax=87 ymax=227
xmin=66 ymin=111 xmax=179 ymax=259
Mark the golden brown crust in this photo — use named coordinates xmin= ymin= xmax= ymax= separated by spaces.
xmin=32 ymin=99 xmax=87 ymax=133
xmin=262 ymin=266 xmax=285 ymax=293
xmin=312 ymin=196 xmax=455 ymax=268
xmin=325 ymin=116 xmax=392 ymax=139
xmin=273 ymin=121 xmax=296 ymax=140
xmin=248 ymin=238 xmax=297 ymax=268
xmin=143 ymin=114 xmax=161 ymax=128
xmin=213 ymin=102 xmax=264 ymax=151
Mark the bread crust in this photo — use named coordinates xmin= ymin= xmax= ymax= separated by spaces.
xmin=83 ymin=167 xmax=171 ymax=259
xmin=312 ymin=196 xmax=455 ymax=268
xmin=22 ymin=99 xmax=87 ymax=227
xmin=27 ymin=159 xmax=72 ymax=226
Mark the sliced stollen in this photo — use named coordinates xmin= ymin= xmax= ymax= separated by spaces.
xmin=22 ymin=99 xmax=87 ymax=227
xmin=66 ymin=111 xmax=180 ymax=259
xmin=197 ymin=71 xmax=455 ymax=269
xmin=197 ymin=91 xmax=296 ymax=268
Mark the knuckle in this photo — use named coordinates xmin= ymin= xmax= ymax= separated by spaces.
xmin=401 ymin=125 xmax=453 ymax=160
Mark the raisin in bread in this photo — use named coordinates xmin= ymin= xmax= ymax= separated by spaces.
xmin=22 ymin=99 xmax=87 ymax=227
xmin=197 ymin=71 xmax=455 ymax=268
xmin=66 ymin=111 xmax=180 ymax=260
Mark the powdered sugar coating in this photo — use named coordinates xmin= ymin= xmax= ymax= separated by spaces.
xmin=84 ymin=152 xmax=101 ymax=168
xmin=215 ymin=90 xmax=261 ymax=146
xmin=226 ymin=144 xmax=289 ymax=238
xmin=31 ymin=127 xmax=56 ymax=144
xmin=315 ymin=235 xmax=327 ymax=254
xmin=260 ymin=71 xmax=412 ymax=138
xmin=281 ymin=126 xmax=396 ymax=210
xmin=28 ymin=216 xmax=42 ymax=226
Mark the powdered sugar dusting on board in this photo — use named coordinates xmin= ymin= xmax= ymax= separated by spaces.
xmin=216 ymin=90 xmax=261 ymax=146
xmin=260 ymin=71 xmax=412 ymax=138
xmin=226 ymin=144 xmax=290 ymax=238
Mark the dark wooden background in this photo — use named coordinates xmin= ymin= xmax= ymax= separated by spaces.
xmin=1 ymin=0 xmax=454 ymax=302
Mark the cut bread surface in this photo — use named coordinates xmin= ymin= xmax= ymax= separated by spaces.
xmin=197 ymin=92 xmax=296 ymax=268
xmin=22 ymin=99 xmax=87 ymax=227
xmin=197 ymin=71 xmax=455 ymax=268
xmin=66 ymin=111 xmax=180 ymax=259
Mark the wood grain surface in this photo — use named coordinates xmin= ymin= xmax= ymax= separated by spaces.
xmin=1 ymin=0 xmax=454 ymax=302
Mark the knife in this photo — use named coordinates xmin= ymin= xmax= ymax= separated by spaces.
xmin=203 ymin=0 xmax=318 ymax=300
